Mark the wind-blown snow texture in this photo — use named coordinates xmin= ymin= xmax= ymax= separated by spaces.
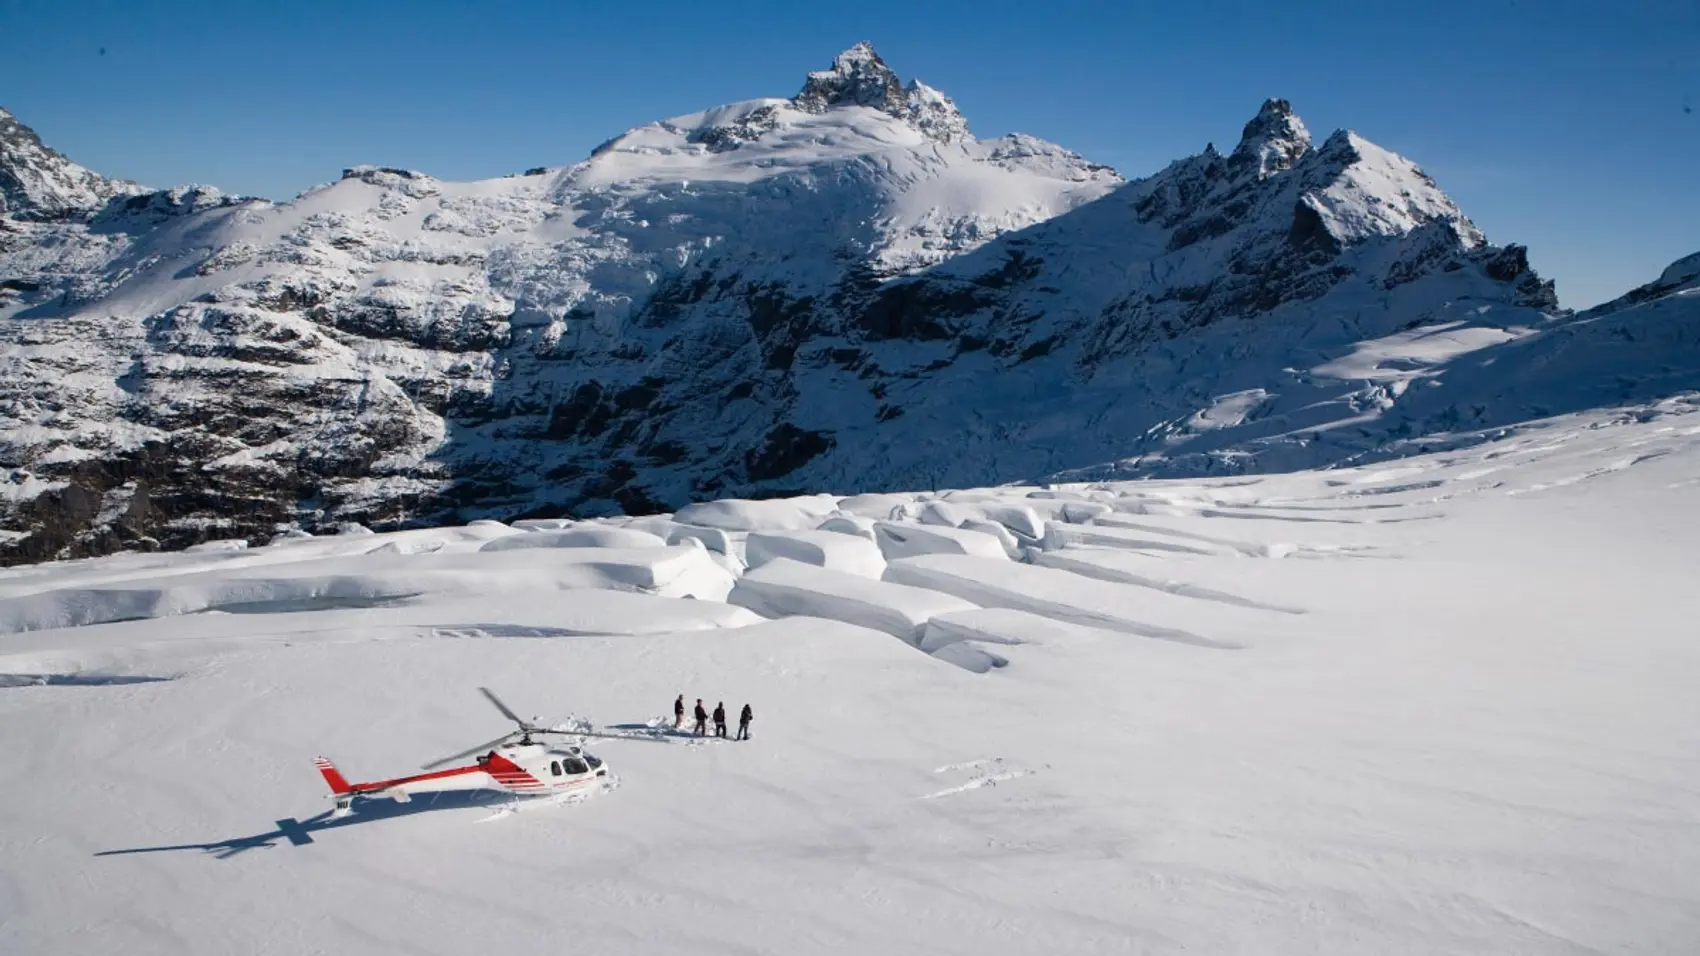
xmin=2 ymin=44 xmax=1698 ymax=565
xmin=1 ymin=405 xmax=1697 ymax=954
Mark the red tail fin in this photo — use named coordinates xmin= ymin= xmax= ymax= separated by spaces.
xmin=314 ymin=756 xmax=353 ymax=795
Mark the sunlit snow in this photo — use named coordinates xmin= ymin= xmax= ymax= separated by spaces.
xmin=2 ymin=401 xmax=1696 ymax=954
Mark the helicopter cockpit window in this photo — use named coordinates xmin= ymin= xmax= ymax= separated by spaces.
xmin=550 ymin=761 xmax=562 ymax=776
xmin=563 ymin=756 xmax=590 ymax=775
xmin=584 ymin=753 xmax=603 ymax=769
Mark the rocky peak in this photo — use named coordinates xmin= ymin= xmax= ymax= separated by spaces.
xmin=1296 ymin=128 xmax=1485 ymax=249
xmin=793 ymin=43 xmax=970 ymax=141
xmin=900 ymin=80 xmax=970 ymax=142
xmin=1229 ymin=98 xmax=1311 ymax=179
xmin=794 ymin=42 xmax=905 ymax=114
xmin=0 ymin=106 xmax=146 ymax=221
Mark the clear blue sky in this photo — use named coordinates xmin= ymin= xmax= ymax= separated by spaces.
xmin=3 ymin=0 xmax=1694 ymax=308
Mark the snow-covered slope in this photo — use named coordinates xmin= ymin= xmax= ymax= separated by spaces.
xmin=2 ymin=45 xmax=1696 ymax=565
xmin=0 ymin=43 xmax=1121 ymax=562
xmin=505 ymin=96 xmax=1695 ymax=502
xmin=0 ymin=107 xmax=150 ymax=221
xmin=1 ymin=407 xmax=1696 ymax=954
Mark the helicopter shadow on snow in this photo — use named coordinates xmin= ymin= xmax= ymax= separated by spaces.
xmin=92 ymin=789 xmax=524 ymax=861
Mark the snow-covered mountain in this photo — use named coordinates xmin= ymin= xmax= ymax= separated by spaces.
xmin=1 ymin=44 xmax=1695 ymax=564
xmin=0 ymin=107 xmax=150 ymax=220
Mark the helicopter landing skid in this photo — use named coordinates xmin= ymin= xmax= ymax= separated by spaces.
xmin=474 ymin=776 xmax=618 ymax=823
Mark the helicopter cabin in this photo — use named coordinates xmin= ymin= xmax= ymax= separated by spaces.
xmin=548 ymin=748 xmax=605 ymax=778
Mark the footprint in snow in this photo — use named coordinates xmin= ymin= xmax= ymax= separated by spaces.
xmin=922 ymin=757 xmax=1036 ymax=799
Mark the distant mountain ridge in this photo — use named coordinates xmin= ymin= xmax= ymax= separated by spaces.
xmin=1 ymin=43 xmax=1695 ymax=564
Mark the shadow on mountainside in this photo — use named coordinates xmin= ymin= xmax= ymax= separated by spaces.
xmin=424 ymin=232 xmax=1700 ymax=528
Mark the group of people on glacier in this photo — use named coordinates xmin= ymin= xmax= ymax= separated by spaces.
xmin=674 ymin=694 xmax=752 ymax=740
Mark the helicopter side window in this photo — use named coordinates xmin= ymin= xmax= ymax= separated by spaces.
xmin=563 ymin=756 xmax=590 ymax=775
xmin=550 ymin=761 xmax=562 ymax=777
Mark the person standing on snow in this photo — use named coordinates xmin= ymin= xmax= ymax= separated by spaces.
xmin=737 ymin=703 xmax=752 ymax=741
xmin=712 ymin=701 xmax=727 ymax=738
xmin=693 ymin=698 xmax=708 ymax=736
xmin=674 ymin=694 xmax=685 ymax=729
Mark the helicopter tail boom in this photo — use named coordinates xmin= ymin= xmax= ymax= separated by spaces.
xmin=314 ymin=754 xmax=508 ymax=805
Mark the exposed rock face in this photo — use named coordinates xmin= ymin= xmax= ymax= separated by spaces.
xmin=793 ymin=41 xmax=908 ymax=115
xmin=792 ymin=42 xmax=971 ymax=142
xmin=0 ymin=45 xmax=1692 ymax=565
xmin=900 ymin=81 xmax=971 ymax=143
xmin=1229 ymin=98 xmax=1311 ymax=180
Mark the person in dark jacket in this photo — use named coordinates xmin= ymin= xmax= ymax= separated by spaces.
xmin=712 ymin=701 xmax=727 ymax=738
xmin=692 ymin=698 xmax=708 ymax=736
xmin=673 ymin=694 xmax=685 ymax=729
xmin=737 ymin=703 xmax=753 ymax=740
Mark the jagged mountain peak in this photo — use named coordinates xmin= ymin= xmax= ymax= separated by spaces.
xmin=1299 ymin=127 xmax=1485 ymax=248
xmin=791 ymin=42 xmax=971 ymax=141
xmin=794 ymin=42 xmax=903 ymax=113
xmin=900 ymin=78 xmax=971 ymax=142
xmin=0 ymin=106 xmax=147 ymax=222
xmin=593 ymin=42 xmax=984 ymax=161
xmin=1229 ymin=97 xmax=1311 ymax=179
xmin=0 ymin=106 xmax=45 ymax=154
xmin=1132 ymin=100 xmax=1482 ymax=259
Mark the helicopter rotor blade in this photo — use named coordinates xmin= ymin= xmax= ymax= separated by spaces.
xmin=534 ymin=727 xmax=674 ymax=744
xmin=478 ymin=686 xmax=530 ymax=728
xmin=419 ymin=732 xmax=515 ymax=770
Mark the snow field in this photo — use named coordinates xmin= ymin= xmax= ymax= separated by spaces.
xmin=872 ymin=520 xmax=1012 ymax=561
xmin=728 ymin=557 xmax=975 ymax=643
xmin=1027 ymin=547 xmax=1308 ymax=614
xmin=815 ymin=513 xmax=878 ymax=539
xmin=0 ymin=544 xmax=738 ymax=633
xmin=672 ymin=494 xmax=843 ymax=532
xmin=743 ymin=528 xmax=886 ymax=578
xmin=479 ymin=526 xmax=667 ymax=551
xmin=1 ymin=403 xmax=1699 ymax=954
xmin=883 ymin=554 xmax=1242 ymax=649
xmin=1042 ymin=518 xmax=1236 ymax=556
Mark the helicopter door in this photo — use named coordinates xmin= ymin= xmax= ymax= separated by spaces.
xmin=562 ymin=755 xmax=590 ymax=776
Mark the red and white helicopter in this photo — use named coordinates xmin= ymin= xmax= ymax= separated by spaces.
xmin=314 ymin=687 xmax=662 ymax=818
